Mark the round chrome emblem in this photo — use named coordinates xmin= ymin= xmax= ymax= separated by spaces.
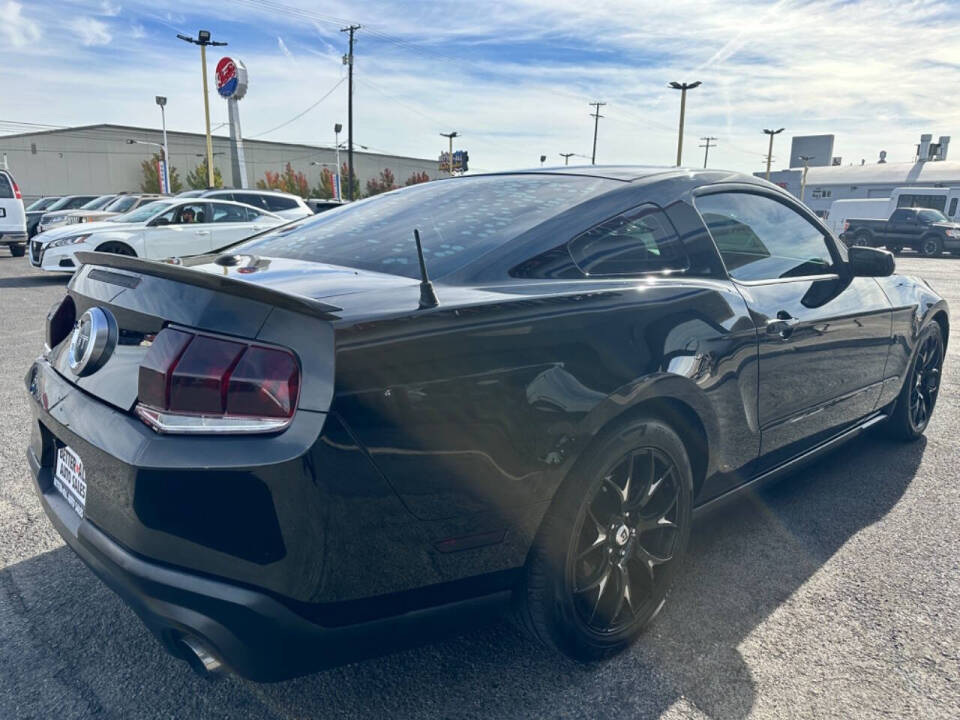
xmin=615 ymin=525 xmax=630 ymax=547
xmin=68 ymin=307 xmax=117 ymax=376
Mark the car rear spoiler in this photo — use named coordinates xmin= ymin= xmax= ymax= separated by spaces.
xmin=74 ymin=251 xmax=342 ymax=320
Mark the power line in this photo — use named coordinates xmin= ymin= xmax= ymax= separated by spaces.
xmin=247 ymin=77 xmax=346 ymax=138
xmin=589 ymin=101 xmax=605 ymax=165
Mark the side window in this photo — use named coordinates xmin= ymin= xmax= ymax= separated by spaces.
xmin=0 ymin=173 xmax=13 ymax=198
xmin=235 ymin=193 xmax=268 ymax=210
xmin=567 ymin=206 xmax=687 ymax=276
xmin=169 ymin=203 xmax=209 ymax=225
xmin=695 ymin=192 xmax=836 ymax=282
xmin=949 ymin=198 xmax=958 ymax=218
xmin=243 ymin=206 xmax=265 ymax=221
xmin=211 ymin=203 xmax=247 ymax=223
xmin=264 ymin=195 xmax=298 ymax=212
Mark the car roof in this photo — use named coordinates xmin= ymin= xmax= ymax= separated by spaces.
xmin=202 ymin=188 xmax=304 ymax=200
xmin=169 ymin=197 xmax=282 ymax=216
xmin=459 ymin=165 xmax=769 ymax=187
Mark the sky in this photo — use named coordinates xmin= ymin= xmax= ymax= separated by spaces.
xmin=2 ymin=0 xmax=960 ymax=175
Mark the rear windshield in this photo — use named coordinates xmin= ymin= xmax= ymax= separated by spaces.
xmin=0 ymin=173 xmax=13 ymax=199
xmin=232 ymin=175 xmax=615 ymax=278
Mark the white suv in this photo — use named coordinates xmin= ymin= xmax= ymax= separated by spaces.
xmin=198 ymin=189 xmax=313 ymax=220
xmin=0 ymin=170 xmax=27 ymax=257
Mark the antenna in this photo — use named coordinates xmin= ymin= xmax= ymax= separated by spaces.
xmin=413 ymin=228 xmax=439 ymax=309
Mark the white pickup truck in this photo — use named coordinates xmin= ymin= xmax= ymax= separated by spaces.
xmin=0 ymin=169 xmax=27 ymax=257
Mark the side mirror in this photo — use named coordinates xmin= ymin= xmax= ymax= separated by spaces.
xmin=149 ymin=217 xmax=170 ymax=227
xmin=848 ymin=245 xmax=894 ymax=277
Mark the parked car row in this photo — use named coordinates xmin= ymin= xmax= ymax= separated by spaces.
xmin=840 ymin=206 xmax=960 ymax=257
xmin=3 ymin=177 xmax=334 ymax=268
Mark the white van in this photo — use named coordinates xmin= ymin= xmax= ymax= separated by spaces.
xmin=889 ymin=186 xmax=960 ymax=221
xmin=0 ymin=169 xmax=27 ymax=257
xmin=827 ymin=198 xmax=890 ymax=237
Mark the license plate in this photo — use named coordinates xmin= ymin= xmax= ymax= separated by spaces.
xmin=0 ymin=208 xmax=6 ymax=217
xmin=54 ymin=445 xmax=86 ymax=519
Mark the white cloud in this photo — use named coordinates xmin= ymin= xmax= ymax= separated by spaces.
xmin=70 ymin=17 xmax=111 ymax=46
xmin=130 ymin=22 xmax=146 ymax=39
xmin=0 ymin=1 xmax=41 ymax=48
xmin=100 ymin=1 xmax=122 ymax=17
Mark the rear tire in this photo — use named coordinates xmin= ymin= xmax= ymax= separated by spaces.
xmin=884 ymin=322 xmax=944 ymax=441
xmin=9 ymin=244 xmax=26 ymax=257
xmin=515 ymin=416 xmax=693 ymax=662
xmin=919 ymin=235 xmax=942 ymax=258
xmin=852 ymin=232 xmax=871 ymax=247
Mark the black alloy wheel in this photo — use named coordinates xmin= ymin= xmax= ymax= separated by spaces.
xmin=569 ymin=448 xmax=683 ymax=634
xmin=907 ymin=330 xmax=943 ymax=434
xmin=920 ymin=236 xmax=942 ymax=257
xmin=885 ymin=322 xmax=944 ymax=441
xmin=852 ymin=233 xmax=870 ymax=247
xmin=516 ymin=417 xmax=692 ymax=662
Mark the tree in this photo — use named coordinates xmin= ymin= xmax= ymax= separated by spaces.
xmin=365 ymin=168 xmax=396 ymax=197
xmin=186 ymin=158 xmax=224 ymax=190
xmin=257 ymin=162 xmax=310 ymax=197
xmin=404 ymin=170 xmax=431 ymax=186
xmin=139 ymin=153 xmax=182 ymax=194
xmin=310 ymin=167 xmax=336 ymax=199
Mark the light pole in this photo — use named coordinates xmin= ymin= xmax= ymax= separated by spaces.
xmin=440 ymin=131 xmax=458 ymax=176
xmin=176 ymin=30 xmax=227 ymax=188
xmin=155 ymin=96 xmax=170 ymax=193
xmin=763 ymin=127 xmax=785 ymax=180
xmin=334 ymin=123 xmax=343 ymax=201
xmin=539 ymin=155 xmax=547 ymax=167
xmin=559 ymin=152 xmax=575 ymax=165
xmin=797 ymin=154 xmax=814 ymax=202
xmin=669 ymin=81 xmax=701 ymax=167
xmin=126 ymin=139 xmax=169 ymax=192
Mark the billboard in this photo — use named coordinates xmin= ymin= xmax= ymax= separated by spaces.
xmin=789 ymin=135 xmax=835 ymax=168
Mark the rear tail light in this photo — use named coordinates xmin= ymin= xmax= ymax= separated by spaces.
xmin=136 ymin=327 xmax=300 ymax=434
xmin=12 ymin=180 xmax=21 ymax=200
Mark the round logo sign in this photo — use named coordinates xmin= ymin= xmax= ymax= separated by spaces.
xmin=216 ymin=57 xmax=248 ymax=100
xmin=68 ymin=307 xmax=117 ymax=376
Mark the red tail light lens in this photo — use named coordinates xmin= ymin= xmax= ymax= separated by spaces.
xmin=136 ymin=327 xmax=300 ymax=434
xmin=12 ymin=180 xmax=21 ymax=200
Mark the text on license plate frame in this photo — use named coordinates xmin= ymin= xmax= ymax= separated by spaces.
xmin=54 ymin=445 xmax=86 ymax=518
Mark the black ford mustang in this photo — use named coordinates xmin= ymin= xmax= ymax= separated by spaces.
xmin=26 ymin=167 xmax=948 ymax=681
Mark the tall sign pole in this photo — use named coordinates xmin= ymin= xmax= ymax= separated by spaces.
xmin=341 ymin=25 xmax=360 ymax=200
xmin=216 ymin=57 xmax=249 ymax=188
xmin=155 ymin=96 xmax=170 ymax=193
xmin=177 ymin=31 xmax=227 ymax=188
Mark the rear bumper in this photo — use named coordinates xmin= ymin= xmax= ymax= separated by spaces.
xmin=27 ymin=445 xmax=511 ymax=681
xmin=0 ymin=231 xmax=27 ymax=245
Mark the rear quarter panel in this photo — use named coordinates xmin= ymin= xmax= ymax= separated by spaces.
xmin=332 ymin=277 xmax=760 ymax=530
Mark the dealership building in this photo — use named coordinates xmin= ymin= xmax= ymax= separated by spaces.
xmin=763 ymin=133 xmax=960 ymax=219
xmin=0 ymin=123 xmax=445 ymax=201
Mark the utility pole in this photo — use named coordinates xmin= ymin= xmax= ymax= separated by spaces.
xmin=763 ymin=127 xmax=785 ymax=180
xmin=559 ymin=152 xmax=575 ymax=165
xmin=176 ymin=30 xmax=227 ymax=188
xmin=155 ymin=96 xmax=170 ymax=193
xmin=341 ymin=24 xmax=360 ymax=200
xmin=334 ymin=123 xmax=343 ymax=201
xmin=440 ymin=131 xmax=458 ymax=175
xmin=669 ymin=81 xmax=701 ymax=167
xmin=797 ymin=154 xmax=814 ymax=202
xmin=589 ymin=101 xmax=605 ymax=165
xmin=699 ymin=136 xmax=717 ymax=169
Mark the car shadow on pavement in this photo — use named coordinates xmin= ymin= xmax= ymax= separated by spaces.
xmin=0 ymin=432 xmax=926 ymax=720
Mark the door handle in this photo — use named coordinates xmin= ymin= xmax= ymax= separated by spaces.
xmin=766 ymin=311 xmax=799 ymax=337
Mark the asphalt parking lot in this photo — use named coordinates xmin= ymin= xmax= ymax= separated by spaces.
xmin=0 ymin=252 xmax=957 ymax=720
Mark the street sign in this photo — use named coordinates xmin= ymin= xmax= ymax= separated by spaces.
xmin=216 ymin=57 xmax=248 ymax=100
xmin=438 ymin=150 xmax=469 ymax=173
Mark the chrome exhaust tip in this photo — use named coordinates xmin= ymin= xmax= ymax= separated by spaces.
xmin=181 ymin=635 xmax=225 ymax=677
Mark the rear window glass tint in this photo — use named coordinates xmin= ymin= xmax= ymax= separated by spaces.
xmin=234 ymin=175 xmax=616 ymax=278
xmin=568 ymin=206 xmax=687 ymax=275
xmin=264 ymin=195 xmax=299 ymax=211
xmin=0 ymin=173 xmax=13 ymax=199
